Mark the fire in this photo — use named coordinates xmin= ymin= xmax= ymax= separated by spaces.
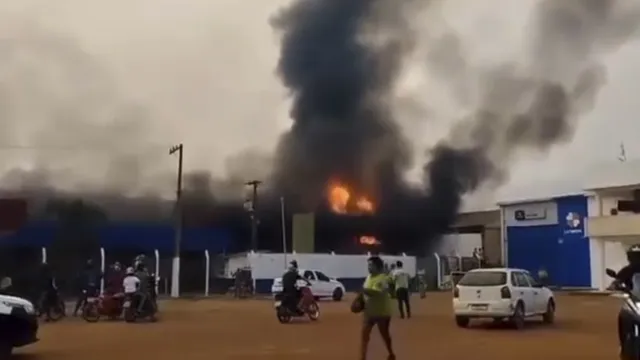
xmin=355 ymin=197 xmax=373 ymax=213
xmin=327 ymin=181 xmax=380 ymax=246
xmin=328 ymin=185 xmax=350 ymax=214
xmin=359 ymin=235 xmax=380 ymax=246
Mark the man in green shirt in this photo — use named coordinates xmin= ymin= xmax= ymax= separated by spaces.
xmin=361 ymin=256 xmax=395 ymax=360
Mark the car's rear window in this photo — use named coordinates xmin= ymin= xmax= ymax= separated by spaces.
xmin=458 ymin=271 xmax=507 ymax=286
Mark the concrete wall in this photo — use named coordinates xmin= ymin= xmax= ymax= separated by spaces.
xmin=587 ymin=193 xmax=638 ymax=289
xmin=482 ymin=227 xmax=501 ymax=265
xmin=454 ymin=209 xmax=502 ymax=264
xmin=229 ymin=252 xmax=417 ymax=293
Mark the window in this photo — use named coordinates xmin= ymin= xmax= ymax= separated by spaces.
xmin=303 ymin=270 xmax=315 ymax=280
xmin=458 ymin=271 xmax=507 ymax=286
xmin=525 ymin=273 xmax=539 ymax=287
xmin=510 ymin=273 xmax=518 ymax=286
xmin=514 ymin=272 xmax=531 ymax=287
xmin=315 ymin=271 xmax=331 ymax=282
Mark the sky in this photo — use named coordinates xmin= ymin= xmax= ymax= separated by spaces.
xmin=0 ymin=0 xmax=638 ymax=209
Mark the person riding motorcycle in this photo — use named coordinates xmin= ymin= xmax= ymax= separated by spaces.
xmin=281 ymin=260 xmax=311 ymax=314
xmin=133 ymin=261 xmax=155 ymax=314
xmin=105 ymin=262 xmax=125 ymax=295
xmin=122 ymin=267 xmax=141 ymax=309
xmin=73 ymin=259 xmax=102 ymax=316
xmin=612 ymin=244 xmax=640 ymax=355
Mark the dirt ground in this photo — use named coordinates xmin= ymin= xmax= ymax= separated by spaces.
xmin=15 ymin=293 xmax=621 ymax=360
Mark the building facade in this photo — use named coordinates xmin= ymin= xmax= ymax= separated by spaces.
xmin=586 ymin=185 xmax=640 ymax=290
xmin=501 ymin=194 xmax=591 ymax=288
xmin=0 ymin=221 xmax=233 ymax=253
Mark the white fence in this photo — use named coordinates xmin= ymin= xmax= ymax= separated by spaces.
xmin=28 ymin=247 xmax=482 ymax=297
xmin=226 ymin=251 xmax=418 ymax=280
xmin=35 ymin=247 xmax=215 ymax=297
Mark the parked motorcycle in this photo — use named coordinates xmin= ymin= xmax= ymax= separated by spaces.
xmin=82 ymin=293 xmax=125 ymax=322
xmin=274 ymin=286 xmax=319 ymax=324
xmin=606 ymin=268 xmax=640 ymax=360
xmin=123 ymin=293 xmax=157 ymax=323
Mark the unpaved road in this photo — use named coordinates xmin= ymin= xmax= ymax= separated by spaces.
xmin=15 ymin=293 xmax=620 ymax=359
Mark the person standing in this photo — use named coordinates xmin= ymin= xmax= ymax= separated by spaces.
xmin=360 ymin=256 xmax=396 ymax=360
xmin=392 ymin=261 xmax=411 ymax=319
xmin=39 ymin=263 xmax=59 ymax=321
xmin=73 ymin=259 xmax=101 ymax=316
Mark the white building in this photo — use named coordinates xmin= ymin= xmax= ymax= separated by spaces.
xmin=586 ymin=160 xmax=640 ymax=290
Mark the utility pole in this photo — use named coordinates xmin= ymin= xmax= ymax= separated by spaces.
xmin=169 ymin=144 xmax=183 ymax=298
xmin=619 ymin=142 xmax=627 ymax=162
xmin=244 ymin=180 xmax=262 ymax=251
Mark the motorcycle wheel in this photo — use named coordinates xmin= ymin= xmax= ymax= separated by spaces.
xmin=306 ymin=302 xmax=320 ymax=321
xmin=58 ymin=299 xmax=67 ymax=317
xmin=276 ymin=307 xmax=292 ymax=324
xmin=47 ymin=304 xmax=65 ymax=322
xmin=124 ymin=307 xmax=136 ymax=323
xmin=82 ymin=303 xmax=100 ymax=323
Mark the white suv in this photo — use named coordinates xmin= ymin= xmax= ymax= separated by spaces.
xmin=0 ymin=293 xmax=39 ymax=356
xmin=452 ymin=268 xmax=555 ymax=329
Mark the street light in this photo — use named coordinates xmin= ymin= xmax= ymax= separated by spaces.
xmin=244 ymin=180 xmax=262 ymax=251
xmin=169 ymin=144 xmax=183 ymax=298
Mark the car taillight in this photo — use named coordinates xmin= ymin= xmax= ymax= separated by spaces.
xmin=453 ymin=287 xmax=459 ymax=298
xmin=500 ymin=286 xmax=511 ymax=299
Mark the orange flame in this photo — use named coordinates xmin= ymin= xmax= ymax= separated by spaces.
xmin=359 ymin=235 xmax=380 ymax=246
xmin=328 ymin=185 xmax=350 ymax=214
xmin=355 ymin=197 xmax=374 ymax=213
xmin=327 ymin=181 xmax=380 ymax=246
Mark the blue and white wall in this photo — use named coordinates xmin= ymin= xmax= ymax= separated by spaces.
xmin=503 ymin=195 xmax=592 ymax=288
xmin=227 ymin=252 xmax=417 ymax=294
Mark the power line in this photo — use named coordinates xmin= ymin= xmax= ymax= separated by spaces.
xmin=0 ymin=144 xmax=175 ymax=151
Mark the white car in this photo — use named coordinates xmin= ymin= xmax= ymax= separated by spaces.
xmin=271 ymin=269 xmax=346 ymax=301
xmin=0 ymin=293 xmax=39 ymax=356
xmin=452 ymin=268 xmax=555 ymax=329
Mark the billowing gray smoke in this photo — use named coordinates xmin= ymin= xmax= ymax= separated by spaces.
xmin=271 ymin=0 xmax=640 ymax=251
xmin=0 ymin=21 xmax=260 ymax=222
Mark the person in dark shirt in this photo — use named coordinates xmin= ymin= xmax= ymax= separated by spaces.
xmin=73 ymin=259 xmax=101 ymax=316
xmin=39 ymin=263 xmax=59 ymax=321
xmin=134 ymin=261 xmax=156 ymax=313
xmin=105 ymin=262 xmax=125 ymax=295
xmin=281 ymin=260 xmax=309 ymax=314
xmin=613 ymin=244 xmax=640 ymax=355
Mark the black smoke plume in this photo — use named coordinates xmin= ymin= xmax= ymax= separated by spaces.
xmin=269 ymin=0 xmax=640 ymax=253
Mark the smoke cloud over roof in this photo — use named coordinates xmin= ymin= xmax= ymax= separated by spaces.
xmin=1 ymin=0 xmax=639 ymax=252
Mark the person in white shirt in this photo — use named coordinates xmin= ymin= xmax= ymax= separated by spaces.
xmin=391 ymin=261 xmax=411 ymax=319
xmin=122 ymin=267 xmax=140 ymax=295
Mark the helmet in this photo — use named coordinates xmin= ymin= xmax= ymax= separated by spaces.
xmin=126 ymin=267 xmax=135 ymax=275
xmin=288 ymin=260 xmax=298 ymax=271
xmin=627 ymin=244 xmax=640 ymax=264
